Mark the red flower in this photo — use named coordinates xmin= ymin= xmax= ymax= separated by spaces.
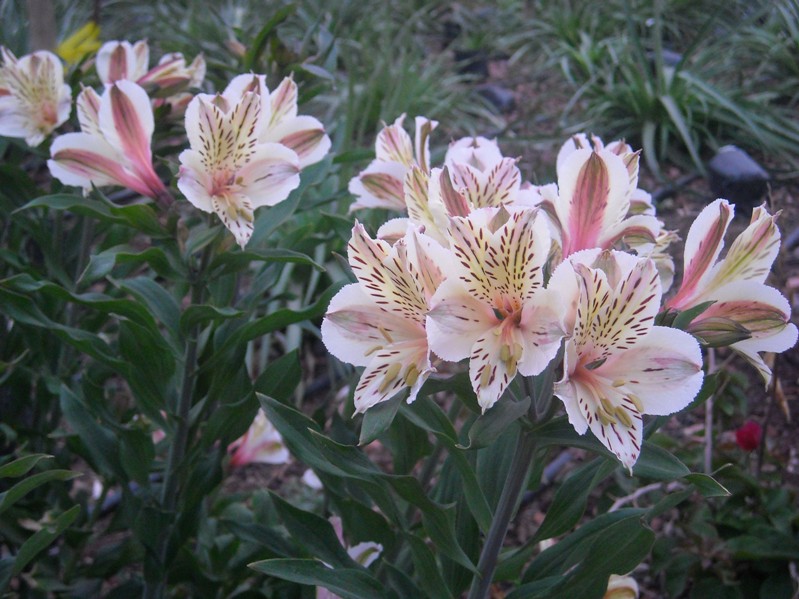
xmin=735 ymin=420 xmax=762 ymax=451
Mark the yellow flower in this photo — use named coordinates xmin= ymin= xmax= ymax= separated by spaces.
xmin=57 ymin=21 xmax=101 ymax=65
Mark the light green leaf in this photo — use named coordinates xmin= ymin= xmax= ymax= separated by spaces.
xmin=0 ymin=454 xmax=53 ymax=479
xmin=0 ymin=470 xmax=81 ymax=516
xmin=11 ymin=505 xmax=81 ymax=576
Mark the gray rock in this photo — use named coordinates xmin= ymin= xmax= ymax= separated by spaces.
xmin=707 ymin=145 xmax=769 ymax=212
xmin=476 ymin=84 xmax=515 ymax=114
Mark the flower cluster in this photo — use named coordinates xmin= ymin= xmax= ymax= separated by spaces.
xmin=323 ymin=123 xmax=796 ymax=470
xmin=1 ymin=42 xmax=329 ymax=247
xmin=177 ymin=73 xmax=330 ymax=247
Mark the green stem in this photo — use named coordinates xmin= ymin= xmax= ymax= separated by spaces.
xmin=467 ymin=428 xmax=537 ymax=599
xmin=144 ymin=243 xmax=211 ymax=599
xmin=467 ymin=365 xmax=556 ymax=599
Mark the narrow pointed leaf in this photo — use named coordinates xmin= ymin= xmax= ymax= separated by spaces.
xmin=11 ymin=505 xmax=81 ymax=576
xmin=248 ymin=558 xmax=384 ymax=599
xmin=0 ymin=454 xmax=53 ymax=479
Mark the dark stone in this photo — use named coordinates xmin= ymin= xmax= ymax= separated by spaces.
xmin=476 ymin=84 xmax=515 ymax=114
xmin=707 ymin=145 xmax=769 ymax=212
xmin=454 ymin=49 xmax=489 ymax=78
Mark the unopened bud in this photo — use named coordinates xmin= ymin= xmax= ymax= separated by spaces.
xmin=687 ymin=316 xmax=751 ymax=347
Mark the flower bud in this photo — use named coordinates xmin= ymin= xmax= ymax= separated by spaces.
xmin=604 ymin=574 xmax=639 ymax=599
xmin=687 ymin=316 xmax=751 ymax=347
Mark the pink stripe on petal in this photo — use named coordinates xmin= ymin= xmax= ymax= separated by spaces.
xmin=51 ymin=147 xmax=152 ymax=197
xmin=668 ymin=199 xmax=733 ymax=309
xmin=108 ymin=83 xmax=153 ymax=169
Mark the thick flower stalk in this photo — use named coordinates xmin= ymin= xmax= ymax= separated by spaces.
xmin=48 ymin=81 xmax=171 ymax=204
xmin=322 ymin=223 xmax=450 ymax=413
xmin=551 ymin=249 xmax=704 ymax=470
xmin=349 ymin=114 xmax=438 ymax=211
xmin=665 ymin=199 xmax=797 ymax=384
xmin=177 ymin=82 xmax=301 ymax=248
xmin=0 ymin=47 xmax=71 ymax=146
xmin=427 ymin=206 xmax=564 ymax=411
xmin=228 ymin=409 xmax=290 ymax=467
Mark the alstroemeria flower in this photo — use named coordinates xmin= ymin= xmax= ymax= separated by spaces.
xmin=444 ymin=135 xmax=504 ymax=172
xmin=223 ymin=74 xmax=330 ymax=168
xmin=228 ymin=409 xmax=290 ymax=467
xmin=322 ymin=223 xmax=450 ymax=413
xmin=666 ymin=199 xmax=797 ymax=385
xmin=551 ymin=249 xmax=704 ymax=471
xmin=96 ymin=40 xmax=205 ymax=91
xmin=0 ymin=48 xmax=71 ymax=146
xmin=48 ymin=81 xmax=171 ymax=204
xmin=379 ymin=140 xmax=531 ymax=246
xmin=536 ymin=135 xmax=661 ymax=261
xmin=177 ymin=87 xmax=301 ymax=248
xmin=349 ymin=114 xmax=438 ymax=211
xmin=427 ymin=207 xmax=564 ymax=411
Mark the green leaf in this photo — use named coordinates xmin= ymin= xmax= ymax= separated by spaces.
xmin=684 ymin=473 xmax=730 ymax=497
xmin=180 ymin=305 xmax=244 ymax=333
xmin=0 ymin=454 xmax=53 ymax=479
xmin=672 ymin=301 xmax=716 ymax=331
xmin=60 ymin=387 xmax=126 ymax=480
xmin=119 ymin=429 xmax=155 ymax=486
xmin=633 ymin=442 xmax=690 ymax=480
xmin=11 ymin=505 xmax=81 ymax=576
xmin=521 ymin=509 xmax=646 ymax=583
xmin=79 ymin=245 xmax=184 ymax=285
xmin=0 ymin=557 xmax=11 ymax=592
xmin=405 ymin=532 xmax=454 ymax=599
xmin=18 ymin=193 xmax=166 ymax=236
xmin=533 ymin=458 xmax=616 ymax=542
xmin=269 ymin=492 xmax=357 ymax=568
xmin=359 ymin=393 xmax=403 ymax=445
xmin=248 ymin=558 xmax=385 ymax=599
xmin=203 ymin=281 xmax=344 ymax=371
xmin=419 ymin=372 xmax=479 ymax=414
xmin=258 ymin=394 xmax=348 ymax=478
xmin=529 ymin=417 xmax=610 ymax=455
xmin=243 ymin=4 xmax=296 ymax=71
xmin=0 ymin=470 xmax=81 ymax=516
xmin=402 ymin=400 xmax=492 ymax=532
xmin=208 ymin=248 xmax=323 ymax=277
xmin=515 ymin=512 xmax=653 ymax=599
xmin=542 ymin=516 xmax=654 ymax=599
xmin=659 ymin=95 xmax=705 ymax=175
xmin=117 ymin=277 xmax=181 ymax=343
xmin=221 ymin=519 xmax=296 ymax=557
xmin=462 ymin=396 xmax=531 ymax=450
